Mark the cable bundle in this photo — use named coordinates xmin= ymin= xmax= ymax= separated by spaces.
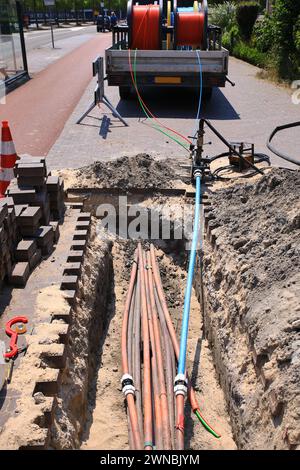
xmin=121 ymin=243 xmax=220 ymax=450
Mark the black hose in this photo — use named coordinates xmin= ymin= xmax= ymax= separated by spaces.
xmin=267 ymin=121 xmax=300 ymax=166
xmin=211 ymin=152 xmax=270 ymax=180
xmin=203 ymin=119 xmax=265 ymax=175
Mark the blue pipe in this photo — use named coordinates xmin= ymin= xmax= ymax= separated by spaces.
xmin=193 ymin=49 xmax=202 ymax=138
xmin=177 ymin=173 xmax=201 ymax=375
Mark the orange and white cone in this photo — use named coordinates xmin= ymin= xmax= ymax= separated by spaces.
xmin=0 ymin=121 xmax=18 ymax=198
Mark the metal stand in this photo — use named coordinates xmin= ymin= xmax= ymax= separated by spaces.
xmin=77 ymin=57 xmax=128 ymax=127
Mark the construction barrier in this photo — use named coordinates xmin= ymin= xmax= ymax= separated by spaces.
xmin=0 ymin=121 xmax=18 ymax=197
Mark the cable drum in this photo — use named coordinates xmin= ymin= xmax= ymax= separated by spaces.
xmin=173 ymin=1 xmax=208 ymax=49
xmin=127 ymin=0 xmax=163 ymax=50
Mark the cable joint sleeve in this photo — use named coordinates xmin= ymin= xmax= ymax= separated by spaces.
xmin=174 ymin=373 xmax=188 ymax=397
xmin=121 ymin=373 xmax=136 ymax=397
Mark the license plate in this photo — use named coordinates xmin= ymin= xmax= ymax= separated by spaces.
xmin=154 ymin=76 xmax=182 ymax=84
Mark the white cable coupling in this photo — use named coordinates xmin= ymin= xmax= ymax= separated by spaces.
xmin=121 ymin=373 xmax=136 ymax=397
xmin=174 ymin=373 xmax=188 ymax=397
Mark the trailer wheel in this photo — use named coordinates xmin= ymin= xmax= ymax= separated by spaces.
xmin=119 ymin=86 xmax=131 ymax=100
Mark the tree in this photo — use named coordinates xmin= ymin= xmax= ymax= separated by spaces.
xmin=271 ymin=0 xmax=300 ymax=79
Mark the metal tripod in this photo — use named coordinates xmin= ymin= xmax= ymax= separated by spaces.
xmin=76 ymin=57 xmax=128 ymax=127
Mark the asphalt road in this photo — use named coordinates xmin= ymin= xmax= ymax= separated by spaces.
xmin=23 ymin=25 xmax=96 ymax=52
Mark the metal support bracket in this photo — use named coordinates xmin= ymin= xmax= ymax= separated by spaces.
xmin=77 ymin=56 xmax=129 ymax=127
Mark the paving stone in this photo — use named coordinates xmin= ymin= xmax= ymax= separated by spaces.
xmin=63 ymin=290 xmax=76 ymax=306
xmin=40 ymin=344 xmax=67 ymax=369
xmin=73 ymin=230 xmax=88 ymax=240
xmin=7 ymin=188 xmax=37 ymax=204
xmin=18 ymin=206 xmax=42 ymax=226
xmin=15 ymin=239 xmax=37 ymax=261
xmin=65 ymin=202 xmax=83 ymax=210
xmin=17 ymin=176 xmax=45 ymax=187
xmin=77 ymin=212 xmax=91 ymax=221
xmin=29 ymin=248 xmax=42 ymax=270
xmin=51 ymin=308 xmax=72 ymax=324
xmin=34 ymin=369 xmax=61 ymax=396
xmin=20 ymin=225 xmax=41 ymax=237
xmin=14 ymin=204 xmax=29 ymax=217
xmin=60 ymin=275 xmax=78 ymax=290
xmin=67 ymin=250 xmax=84 ymax=262
xmin=0 ymin=203 xmax=8 ymax=224
xmin=49 ymin=221 xmax=60 ymax=243
xmin=34 ymin=226 xmax=54 ymax=246
xmin=0 ymin=197 xmax=14 ymax=208
xmin=9 ymin=262 xmax=30 ymax=287
xmin=46 ymin=176 xmax=59 ymax=192
xmin=75 ymin=220 xmax=90 ymax=231
xmin=63 ymin=262 xmax=81 ymax=276
xmin=71 ymin=240 xmax=86 ymax=251
xmin=15 ymin=163 xmax=46 ymax=177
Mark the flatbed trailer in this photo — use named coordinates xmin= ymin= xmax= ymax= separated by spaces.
xmin=105 ymin=24 xmax=229 ymax=100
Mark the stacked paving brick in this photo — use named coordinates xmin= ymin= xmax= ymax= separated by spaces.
xmin=0 ymin=157 xmax=65 ymax=288
xmin=60 ymin=206 xmax=91 ymax=307
xmin=0 ymin=198 xmax=19 ymax=290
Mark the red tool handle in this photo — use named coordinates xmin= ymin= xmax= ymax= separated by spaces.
xmin=3 ymin=316 xmax=28 ymax=359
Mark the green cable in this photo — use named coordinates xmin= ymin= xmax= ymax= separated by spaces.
xmin=195 ymin=410 xmax=221 ymax=439
xmin=132 ymin=49 xmax=190 ymax=152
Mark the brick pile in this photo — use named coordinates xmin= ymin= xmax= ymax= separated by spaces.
xmin=0 ymin=157 xmax=65 ymax=288
xmin=0 ymin=198 xmax=19 ymax=290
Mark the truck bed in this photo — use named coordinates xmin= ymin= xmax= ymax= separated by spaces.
xmin=105 ymin=48 xmax=229 ymax=88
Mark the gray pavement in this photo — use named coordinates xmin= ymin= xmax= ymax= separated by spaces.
xmin=47 ymin=56 xmax=300 ymax=171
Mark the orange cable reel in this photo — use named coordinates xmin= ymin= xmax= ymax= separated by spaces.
xmin=128 ymin=0 xmax=163 ymax=50
xmin=173 ymin=0 xmax=208 ymax=49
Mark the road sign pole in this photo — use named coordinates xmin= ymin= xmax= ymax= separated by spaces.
xmin=50 ymin=22 xmax=55 ymax=48
xmin=43 ymin=0 xmax=56 ymax=48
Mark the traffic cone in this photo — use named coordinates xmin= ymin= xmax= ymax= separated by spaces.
xmin=0 ymin=121 xmax=18 ymax=198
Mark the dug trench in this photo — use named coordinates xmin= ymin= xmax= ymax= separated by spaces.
xmin=35 ymin=158 xmax=300 ymax=450
xmin=49 ymin=203 xmax=235 ymax=450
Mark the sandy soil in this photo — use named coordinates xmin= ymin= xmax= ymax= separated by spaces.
xmin=58 ymin=154 xmax=187 ymax=190
xmin=202 ymin=168 xmax=300 ymax=449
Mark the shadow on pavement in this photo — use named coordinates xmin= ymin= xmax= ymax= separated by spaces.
xmin=116 ymin=87 xmax=240 ymax=121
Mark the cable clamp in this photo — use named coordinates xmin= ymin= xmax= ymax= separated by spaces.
xmin=174 ymin=373 xmax=188 ymax=397
xmin=193 ymin=169 xmax=202 ymax=179
xmin=121 ymin=373 xmax=136 ymax=397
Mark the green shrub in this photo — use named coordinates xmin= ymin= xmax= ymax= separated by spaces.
xmin=222 ymin=24 xmax=240 ymax=51
xmin=232 ymin=41 xmax=266 ymax=68
xmin=209 ymin=2 xmax=237 ymax=33
xmin=253 ymin=15 xmax=275 ymax=52
xmin=236 ymin=1 xmax=260 ymax=40
xmin=271 ymin=0 xmax=300 ymax=80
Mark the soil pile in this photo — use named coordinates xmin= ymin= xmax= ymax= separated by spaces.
xmin=202 ymin=168 xmax=300 ymax=449
xmin=61 ymin=154 xmax=183 ymax=190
